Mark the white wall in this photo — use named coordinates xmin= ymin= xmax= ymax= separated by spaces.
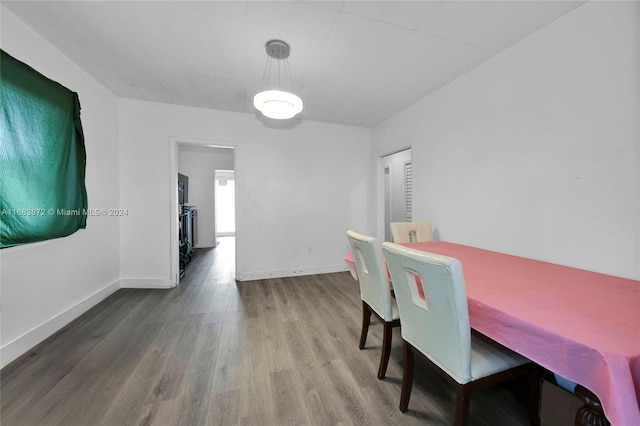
xmin=373 ymin=1 xmax=640 ymax=279
xmin=178 ymin=145 xmax=234 ymax=248
xmin=0 ymin=7 xmax=121 ymax=367
xmin=119 ymin=100 xmax=371 ymax=283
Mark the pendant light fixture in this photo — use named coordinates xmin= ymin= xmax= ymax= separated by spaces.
xmin=253 ymin=40 xmax=303 ymax=120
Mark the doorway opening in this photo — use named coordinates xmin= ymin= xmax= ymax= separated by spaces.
xmin=215 ymin=170 xmax=235 ymax=238
xmin=170 ymin=140 xmax=237 ymax=285
xmin=380 ymin=148 xmax=412 ymax=241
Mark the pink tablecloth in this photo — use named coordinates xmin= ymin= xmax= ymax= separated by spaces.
xmin=382 ymin=242 xmax=640 ymax=426
xmin=345 ymin=243 xmax=640 ymax=425
xmin=345 ymin=251 xmax=358 ymax=281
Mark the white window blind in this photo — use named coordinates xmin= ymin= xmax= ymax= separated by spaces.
xmin=404 ymin=162 xmax=412 ymax=221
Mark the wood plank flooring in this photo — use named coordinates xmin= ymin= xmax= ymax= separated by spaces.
xmin=1 ymin=237 xmax=533 ymax=425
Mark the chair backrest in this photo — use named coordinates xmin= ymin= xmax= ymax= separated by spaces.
xmin=389 ymin=221 xmax=433 ymax=243
xmin=382 ymin=242 xmax=472 ymax=383
xmin=346 ymin=230 xmax=394 ymax=321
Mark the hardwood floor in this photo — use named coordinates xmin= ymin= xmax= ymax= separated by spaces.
xmin=1 ymin=237 xmax=533 ymax=425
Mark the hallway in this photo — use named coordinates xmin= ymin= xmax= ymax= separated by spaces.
xmin=184 ymin=236 xmax=236 ymax=284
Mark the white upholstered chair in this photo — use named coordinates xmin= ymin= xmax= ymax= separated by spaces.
xmin=346 ymin=230 xmax=400 ymax=380
xmin=389 ymin=221 xmax=433 ymax=243
xmin=381 ymin=242 xmax=538 ymax=426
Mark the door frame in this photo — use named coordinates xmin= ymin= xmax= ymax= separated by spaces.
xmin=376 ymin=147 xmax=412 ymax=241
xmin=169 ymin=137 xmax=239 ymax=285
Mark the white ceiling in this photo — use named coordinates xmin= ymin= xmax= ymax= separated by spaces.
xmin=3 ymin=1 xmax=585 ymax=127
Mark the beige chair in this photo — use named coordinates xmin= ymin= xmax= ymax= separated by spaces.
xmin=389 ymin=221 xmax=432 ymax=243
xmin=381 ymin=242 xmax=538 ymax=426
xmin=346 ymin=230 xmax=400 ymax=380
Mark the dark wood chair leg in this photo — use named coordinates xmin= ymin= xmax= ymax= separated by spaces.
xmin=574 ymin=385 xmax=610 ymax=426
xmin=359 ymin=301 xmax=371 ymax=350
xmin=399 ymin=340 xmax=414 ymax=412
xmin=454 ymin=385 xmax=471 ymax=426
xmin=527 ymin=365 xmax=540 ymax=426
xmin=377 ymin=321 xmax=393 ymax=380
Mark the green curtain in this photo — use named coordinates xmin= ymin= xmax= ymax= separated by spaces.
xmin=0 ymin=49 xmax=87 ymax=248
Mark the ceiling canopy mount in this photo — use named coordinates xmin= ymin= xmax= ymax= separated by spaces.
xmin=265 ymin=40 xmax=290 ymax=60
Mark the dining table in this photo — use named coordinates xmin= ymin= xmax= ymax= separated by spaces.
xmin=344 ymin=241 xmax=640 ymax=426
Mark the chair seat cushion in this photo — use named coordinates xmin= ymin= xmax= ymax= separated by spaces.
xmin=469 ymin=334 xmax=530 ymax=382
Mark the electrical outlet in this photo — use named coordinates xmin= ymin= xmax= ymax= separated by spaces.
xmin=307 ymin=246 xmax=312 ymax=254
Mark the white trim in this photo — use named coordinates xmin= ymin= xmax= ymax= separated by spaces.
xmin=0 ymin=279 xmax=120 ymax=368
xmin=169 ymin=137 xmax=180 ymax=287
xmin=236 ymin=264 xmax=349 ymax=282
xmin=119 ymin=278 xmax=173 ymax=289
xmin=376 ymin=155 xmax=385 ymax=240
xmin=216 ymin=232 xmax=236 ymax=237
